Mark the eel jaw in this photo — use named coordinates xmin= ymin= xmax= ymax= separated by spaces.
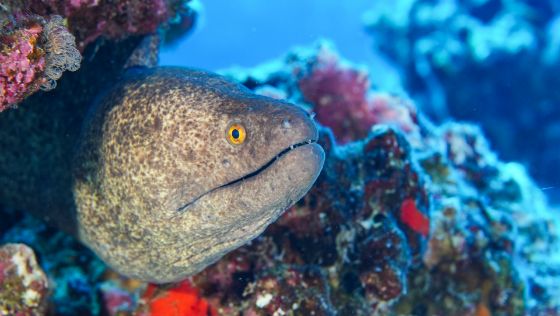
xmin=176 ymin=139 xmax=318 ymax=212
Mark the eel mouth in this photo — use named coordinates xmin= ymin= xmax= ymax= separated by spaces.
xmin=176 ymin=139 xmax=318 ymax=212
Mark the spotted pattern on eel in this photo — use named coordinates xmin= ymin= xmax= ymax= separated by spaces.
xmin=1 ymin=67 xmax=325 ymax=283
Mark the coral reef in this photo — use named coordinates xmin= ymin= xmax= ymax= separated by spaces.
xmin=8 ymin=0 xmax=196 ymax=50
xmin=0 ymin=26 xmax=160 ymax=316
xmin=2 ymin=40 xmax=558 ymax=315
xmin=188 ymin=43 xmax=560 ymax=315
xmin=99 ymin=282 xmax=135 ymax=316
xmin=364 ymin=0 xmax=560 ymax=200
xmin=297 ymin=46 xmax=420 ymax=144
xmin=1 ymin=210 xmax=110 ymax=315
xmin=0 ymin=12 xmax=80 ymax=111
xmin=0 ymin=2 xmax=196 ymax=315
xmin=0 ymin=0 xmax=196 ymax=111
xmin=0 ymin=243 xmax=49 ymax=315
xmin=1 ymin=16 xmax=43 ymax=111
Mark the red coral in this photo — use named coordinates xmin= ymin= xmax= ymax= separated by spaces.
xmin=399 ymin=198 xmax=430 ymax=237
xmin=138 ymin=280 xmax=218 ymax=316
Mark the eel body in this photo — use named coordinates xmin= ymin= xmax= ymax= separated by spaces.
xmin=0 ymin=67 xmax=324 ymax=283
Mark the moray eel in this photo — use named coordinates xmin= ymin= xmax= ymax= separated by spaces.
xmin=1 ymin=67 xmax=325 ymax=283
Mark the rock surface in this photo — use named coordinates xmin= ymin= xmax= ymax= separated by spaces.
xmin=0 ymin=243 xmax=49 ymax=316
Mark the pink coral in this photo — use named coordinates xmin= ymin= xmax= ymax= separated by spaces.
xmin=0 ymin=23 xmax=45 ymax=111
xmin=298 ymin=47 xmax=373 ymax=143
xmin=0 ymin=0 xmax=194 ymax=109
xmin=68 ymin=0 xmax=99 ymax=11
xmin=298 ymin=45 xmax=419 ymax=143
xmin=0 ymin=14 xmax=81 ymax=111
xmin=369 ymin=93 xmax=419 ymax=135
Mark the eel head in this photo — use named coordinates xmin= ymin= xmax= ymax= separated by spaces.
xmin=73 ymin=67 xmax=324 ymax=283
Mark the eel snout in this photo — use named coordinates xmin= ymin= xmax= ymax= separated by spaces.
xmin=145 ymin=103 xmax=326 ymax=283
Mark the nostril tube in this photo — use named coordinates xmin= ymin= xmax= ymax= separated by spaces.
xmin=282 ymin=118 xmax=292 ymax=129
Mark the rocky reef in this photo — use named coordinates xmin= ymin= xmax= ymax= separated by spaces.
xmin=191 ymin=43 xmax=560 ymax=316
xmin=364 ymin=0 xmax=560 ymax=200
xmin=0 ymin=243 xmax=49 ymax=315
xmin=2 ymin=40 xmax=560 ymax=315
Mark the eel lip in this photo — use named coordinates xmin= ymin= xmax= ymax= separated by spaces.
xmin=176 ymin=139 xmax=318 ymax=212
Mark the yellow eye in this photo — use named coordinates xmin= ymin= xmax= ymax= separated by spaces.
xmin=227 ymin=123 xmax=246 ymax=145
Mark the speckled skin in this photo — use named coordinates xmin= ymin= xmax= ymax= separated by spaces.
xmin=0 ymin=60 xmax=324 ymax=283
xmin=71 ymin=67 xmax=324 ymax=283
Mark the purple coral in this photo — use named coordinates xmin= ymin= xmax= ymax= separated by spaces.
xmin=295 ymin=44 xmax=420 ymax=144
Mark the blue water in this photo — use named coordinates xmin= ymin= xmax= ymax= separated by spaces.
xmin=160 ymin=1 xmax=560 ymax=203
xmin=160 ymin=0 xmax=375 ymax=70
xmin=160 ymin=1 xmax=405 ymax=100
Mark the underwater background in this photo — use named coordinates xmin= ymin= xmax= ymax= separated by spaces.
xmin=1 ymin=0 xmax=560 ymax=315
xmin=162 ymin=0 xmax=560 ymax=205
